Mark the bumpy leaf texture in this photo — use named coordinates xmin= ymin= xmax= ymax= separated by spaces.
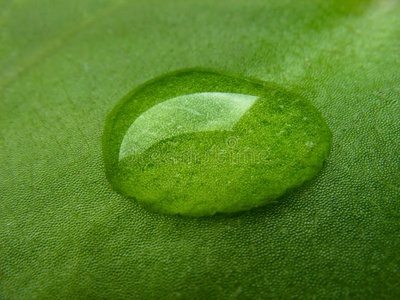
xmin=0 ymin=0 xmax=399 ymax=299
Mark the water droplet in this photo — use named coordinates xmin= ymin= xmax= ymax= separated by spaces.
xmin=103 ymin=68 xmax=332 ymax=217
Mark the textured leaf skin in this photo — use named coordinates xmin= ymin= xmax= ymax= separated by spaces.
xmin=0 ymin=0 xmax=399 ymax=299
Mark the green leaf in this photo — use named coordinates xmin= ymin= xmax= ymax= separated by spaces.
xmin=1 ymin=0 xmax=399 ymax=299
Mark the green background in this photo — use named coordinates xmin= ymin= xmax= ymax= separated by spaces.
xmin=1 ymin=0 xmax=399 ymax=299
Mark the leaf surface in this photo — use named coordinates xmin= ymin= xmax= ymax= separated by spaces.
xmin=1 ymin=0 xmax=399 ymax=299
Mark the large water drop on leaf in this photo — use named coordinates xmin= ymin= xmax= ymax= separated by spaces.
xmin=103 ymin=69 xmax=332 ymax=217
